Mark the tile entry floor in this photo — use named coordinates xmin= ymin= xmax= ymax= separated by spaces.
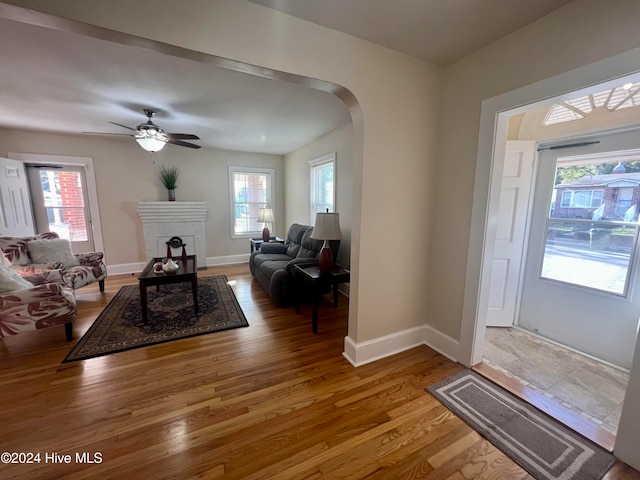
xmin=483 ymin=327 xmax=630 ymax=435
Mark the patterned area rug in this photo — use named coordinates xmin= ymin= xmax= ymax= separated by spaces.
xmin=427 ymin=370 xmax=615 ymax=480
xmin=63 ymin=275 xmax=248 ymax=362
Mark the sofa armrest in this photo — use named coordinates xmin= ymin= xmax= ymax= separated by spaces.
xmin=259 ymin=243 xmax=288 ymax=255
xmin=75 ymin=251 xmax=104 ymax=265
xmin=285 ymin=257 xmax=317 ymax=274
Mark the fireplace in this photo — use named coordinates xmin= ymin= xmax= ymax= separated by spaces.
xmin=137 ymin=201 xmax=208 ymax=268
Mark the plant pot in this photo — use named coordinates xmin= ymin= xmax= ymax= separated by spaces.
xmin=168 ymin=189 xmax=176 ymax=201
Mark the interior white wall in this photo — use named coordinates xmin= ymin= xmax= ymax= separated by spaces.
xmin=0 ymin=128 xmax=284 ymax=266
xmin=284 ymin=122 xmax=353 ymax=268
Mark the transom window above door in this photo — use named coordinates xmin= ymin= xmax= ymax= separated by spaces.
xmin=545 ymin=81 xmax=640 ymax=125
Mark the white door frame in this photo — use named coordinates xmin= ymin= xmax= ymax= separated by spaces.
xmin=460 ymin=47 xmax=640 ymax=468
xmin=8 ymin=153 xmax=105 ymax=256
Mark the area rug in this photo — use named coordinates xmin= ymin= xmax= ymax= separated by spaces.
xmin=426 ymin=370 xmax=615 ymax=480
xmin=63 ymin=275 xmax=248 ymax=362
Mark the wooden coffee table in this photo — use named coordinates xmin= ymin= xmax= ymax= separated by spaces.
xmin=138 ymin=255 xmax=198 ymax=323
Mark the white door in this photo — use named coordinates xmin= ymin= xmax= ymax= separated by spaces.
xmin=26 ymin=165 xmax=95 ymax=252
xmin=486 ymin=141 xmax=536 ymax=327
xmin=518 ymin=130 xmax=640 ymax=368
xmin=0 ymin=157 xmax=35 ymax=237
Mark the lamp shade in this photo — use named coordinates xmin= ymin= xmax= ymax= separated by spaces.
xmin=136 ymin=136 xmax=166 ymax=152
xmin=311 ymin=212 xmax=342 ymax=240
xmin=258 ymin=207 xmax=275 ymax=224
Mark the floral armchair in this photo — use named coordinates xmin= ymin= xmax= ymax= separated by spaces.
xmin=0 ymin=268 xmax=77 ymax=341
xmin=0 ymin=232 xmax=107 ymax=291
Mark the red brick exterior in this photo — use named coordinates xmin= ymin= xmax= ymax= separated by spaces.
xmin=57 ymin=172 xmax=88 ymax=241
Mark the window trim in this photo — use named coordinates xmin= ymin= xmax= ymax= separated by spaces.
xmin=228 ymin=166 xmax=275 ymax=239
xmin=308 ymin=152 xmax=336 ymax=224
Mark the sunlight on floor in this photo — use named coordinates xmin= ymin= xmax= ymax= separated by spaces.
xmin=483 ymin=327 xmax=629 ymax=435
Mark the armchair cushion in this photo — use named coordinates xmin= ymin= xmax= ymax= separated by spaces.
xmin=27 ymin=238 xmax=80 ymax=267
xmin=0 ymin=232 xmax=58 ymax=266
xmin=0 ymin=232 xmax=107 ymax=291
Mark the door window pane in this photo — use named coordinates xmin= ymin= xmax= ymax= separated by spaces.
xmin=39 ymin=170 xmax=88 ymax=241
xmin=542 ymin=220 xmax=636 ymax=294
xmin=541 ymin=158 xmax=639 ymax=295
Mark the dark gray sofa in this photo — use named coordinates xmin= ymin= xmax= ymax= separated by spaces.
xmin=249 ymin=223 xmax=339 ymax=306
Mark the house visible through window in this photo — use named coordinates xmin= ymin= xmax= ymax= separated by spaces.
xmin=228 ymin=166 xmax=274 ymax=237
xmin=309 ymin=153 xmax=336 ymax=222
xmin=560 ymin=189 xmax=603 ymax=208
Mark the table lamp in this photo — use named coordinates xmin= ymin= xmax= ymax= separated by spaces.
xmin=258 ymin=207 xmax=275 ymax=242
xmin=311 ymin=209 xmax=342 ymax=275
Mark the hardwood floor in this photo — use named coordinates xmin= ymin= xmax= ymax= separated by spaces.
xmin=1 ymin=263 xmax=638 ymax=479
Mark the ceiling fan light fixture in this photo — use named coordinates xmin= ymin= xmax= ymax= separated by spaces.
xmin=136 ymin=136 xmax=166 ymax=152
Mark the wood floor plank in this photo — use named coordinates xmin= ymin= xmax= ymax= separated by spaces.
xmin=1 ymin=263 xmax=637 ymax=479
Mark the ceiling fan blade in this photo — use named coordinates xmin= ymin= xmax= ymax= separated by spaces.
xmin=167 ymin=138 xmax=201 ymax=149
xmin=82 ymin=131 xmax=133 ymax=137
xmin=167 ymin=133 xmax=200 ymax=140
xmin=109 ymin=121 xmax=137 ymax=131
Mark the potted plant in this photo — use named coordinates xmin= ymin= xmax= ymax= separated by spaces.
xmin=159 ymin=164 xmax=180 ymax=201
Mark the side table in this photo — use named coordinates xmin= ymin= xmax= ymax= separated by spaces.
xmin=250 ymin=236 xmax=284 ymax=253
xmin=294 ymin=264 xmax=350 ymax=333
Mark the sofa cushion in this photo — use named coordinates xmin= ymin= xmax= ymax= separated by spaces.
xmin=0 ymin=265 xmax=33 ymax=293
xmin=28 ymin=238 xmax=80 ymax=267
xmin=284 ymin=223 xmax=308 ymax=258
xmin=259 ymin=260 xmax=291 ymax=279
xmin=252 ymin=253 xmax=291 ymax=270
xmin=298 ymin=228 xmax=324 ymax=258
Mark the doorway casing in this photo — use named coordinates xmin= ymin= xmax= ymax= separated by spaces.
xmin=460 ymin=46 xmax=640 ymax=469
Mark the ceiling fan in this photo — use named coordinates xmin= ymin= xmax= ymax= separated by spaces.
xmin=96 ymin=109 xmax=201 ymax=152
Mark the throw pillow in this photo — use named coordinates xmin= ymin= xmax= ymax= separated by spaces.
xmin=0 ymin=265 xmax=33 ymax=293
xmin=27 ymin=239 xmax=80 ymax=267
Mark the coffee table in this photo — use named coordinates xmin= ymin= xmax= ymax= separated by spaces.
xmin=138 ymin=255 xmax=198 ymax=323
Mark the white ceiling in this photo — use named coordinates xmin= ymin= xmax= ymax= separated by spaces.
xmin=0 ymin=15 xmax=351 ymax=155
xmin=0 ymin=1 xmax=573 ymax=155
xmin=248 ymin=0 xmax=574 ymax=66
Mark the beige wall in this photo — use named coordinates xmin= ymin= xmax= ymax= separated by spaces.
xmin=6 ymin=0 xmax=443 ymax=344
xmin=0 ymin=128 xmax=284 ymax=266
xmin=429 ymin=0 xmax=640 ymax=339
xmin=284 ymin=122 xmax=353 ymax=268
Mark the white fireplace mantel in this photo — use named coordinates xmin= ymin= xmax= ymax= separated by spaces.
xmin=137 ymin=201 xmax=208 ymax=268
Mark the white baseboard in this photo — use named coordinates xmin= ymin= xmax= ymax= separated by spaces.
xmin=423 ymin=324 xmax=460 ymax=362
xmin=106 ymin=262 xmax=147 ymax=275
xmin=343 ymin=324 xmax=460 ymax=367
xmin=106 ymin=255 xmax=249 ymax=276
xmin=207 ymin=254 xmax=250 ymax=266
